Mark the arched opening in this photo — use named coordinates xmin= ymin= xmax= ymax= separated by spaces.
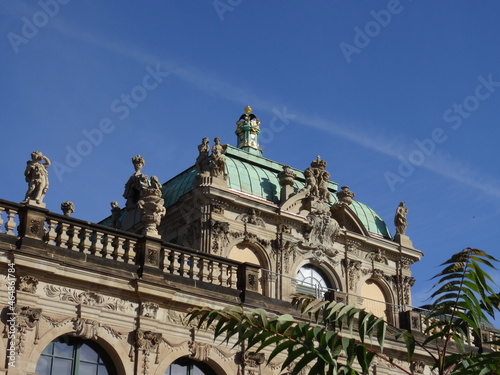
xmin=228 ymin=243 xmax=265 ymax=294
xmin=35 ymin=335 xmax=117 ymax=375
xmin=296 ymin=264 xmax=333 ymax=298
xmin=361 ymin=279 xmax=390 ymax=321
xmin=164 ymin=357 xmax=217 ymax=375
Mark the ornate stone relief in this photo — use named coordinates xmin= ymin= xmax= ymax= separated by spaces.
xmin=271 ymin=239 xmax=297 ymax=273
xmin=240 ymin=351 xmax=265 ymax=375
xmin=140 ymin=302 xmax=159 ymax=319
xmin=211 ymin=203 xmax=225 ymax=215
xmin=19 ymin=275 xmax=38 ymax=293
xmin=411 ymin=361 xmax=426 ymax=374
xmin=211 ymin=220 xmax=230 ymax=254
xmin=73 ymin=316 xmax=124 ymax=340
xmin=189 ymin=340 xmax=212 ymax=362
xmin=300 ymin=198 xmax=340 ymax=254
xmin=344 ymin=259 xmax=362 ymax=291
xmin=44 ymin=285 xmax=134 ymax=312
xmin=236 ymin=209 xmax=265 ymax=228
xmin=133 ymin=329 xmax=162 ymax=375
xmin=300 ymin=156 xmax=332 ymax=204
xmin=12 ymin=306 xmax=41 ymax=355
xmin=366 ymin=249 xmax=388 ymax=264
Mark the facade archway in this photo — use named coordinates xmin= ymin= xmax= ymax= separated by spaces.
xmin=163 ymin=357 xmax=217 ymax=375
xmin=228 ymin=242 xmax=268 ymax=295
xmin=360 ymin=279 xmax=392 ymax=322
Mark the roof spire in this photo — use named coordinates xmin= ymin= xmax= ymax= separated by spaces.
xmin=235 ymin=106 xmax=263 ymax=156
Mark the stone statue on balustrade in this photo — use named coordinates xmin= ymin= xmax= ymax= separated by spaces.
xmin=195 ymin=137 xmax=210 ymax=174
xmin=123 ymin=155 xmax=149 ymax=209
xmin=22 ymin=151 xmax=51 ymax=206
xmin=394 ymin=201 xmax=408 ymax=235
xmin=210 ymin=137 xmax=227 ymax=180
xmin=301 ymin=156 xmax=332 ymax=204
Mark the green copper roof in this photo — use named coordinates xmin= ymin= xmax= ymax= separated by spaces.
xmin=161 ymin=145 xmax=391 ymax=239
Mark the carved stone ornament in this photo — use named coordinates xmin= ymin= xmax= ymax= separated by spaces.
xmin=61 ymin=201 xmax=75 ymax=216
xmin=344 ymin=259 xmax=362 ymax=291
xmin=411 ymin=361 xmax=426 ymax=374
xmin=137 ymin=176 xmax=166 ymax=237
xmin=29 ymin=218 xmax=44 ymax=237
xmin=278 ymin=165 xmax=296 ymax=186
xmin=19 ymin=275 xmax=38 ymax=293
xmin=241 ymin=351 xmax=265 ymax=374
xmin=22 ymin=150 xmax=50 ymax=206
xmin=140 ymin=302 xmax=159 ymax=319
xmin=271 ymin=239 xmax=297 ymax=273
xmin=336 ymin=185 xmax=355 ymax=205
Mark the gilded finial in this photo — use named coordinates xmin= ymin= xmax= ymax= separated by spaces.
xmin=244 ymin=106 xmax=252 ymax=114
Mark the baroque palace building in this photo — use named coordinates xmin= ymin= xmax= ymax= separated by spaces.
xmin=0 ymin=107 xmax=496 ymax=375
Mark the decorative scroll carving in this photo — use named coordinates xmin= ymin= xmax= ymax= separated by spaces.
xmin=140 ymin=302 xmax=159 ymax=319
xmin=189 ymin=339 xmax=212 ymax=362
xmin=18 ymin=276 xmax=38 ymax=294
xmin=44 ymin=286 xmax=134 ymax=312
xmin=241 ymin=351 xmax=265 ymax=375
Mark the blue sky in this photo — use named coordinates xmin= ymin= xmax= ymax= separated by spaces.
xmin=1 ymin=1 xmax=499 ymax=322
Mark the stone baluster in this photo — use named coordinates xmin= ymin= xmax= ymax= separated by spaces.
xmin=90 ymin=231 xmax=103 ymax=256
xmin=208 ymin=260 xmax=216 ymax=283
xmin=79 ymin=227 xmax=92 ymax=254
xmin=5 ymin=208 xmax=18 ymax=236
xmin=112 ymin=236 xmax=126 ymax=261
xmin=100 ymin=234 xmax=111 ymax=259
xmin=57 ymin=222 xmax=70 ymax=249
xmin=190 ymin=255 xmax=199 ymax=280
xmin=198 ymin=257 xmax=208 ymax=282
xmin=219 ymin=263 xmax=228 ymax=286
xmin=228 ymin=265 xmax=237 ymax=289
xmin=45 ymin=218 xmax=58 ymax=245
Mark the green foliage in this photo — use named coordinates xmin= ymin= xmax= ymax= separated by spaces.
xmin=421 ymin=248 xmax=500 ymax=374
xmin=187 ymin=248 xmax=500 ymax=375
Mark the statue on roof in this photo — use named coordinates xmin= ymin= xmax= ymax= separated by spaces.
xmin=235 ymin=106 xmax=262 ymax=155
xmin=22 ymin=151 xmax=51 ymax=205
xmin=210 ymin=137 xmax=227 ymax=179
xmin=302 ymin=156 xmax=332 ymax=204
xmin=195 ymin=137 xmax=210 ymax=174
xmin=394 ymin=201 xmax=408 ymax=235
xmin=123 ymin=155 xmax=149 ymax=209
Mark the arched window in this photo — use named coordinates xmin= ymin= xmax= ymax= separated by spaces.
xmin=164 ymin=357 xmax=217 ymax=375
xmin=35 ymin=335 xmax=116 ymax=375
xmin=296 ymin=264 xmax=332 ymax=298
